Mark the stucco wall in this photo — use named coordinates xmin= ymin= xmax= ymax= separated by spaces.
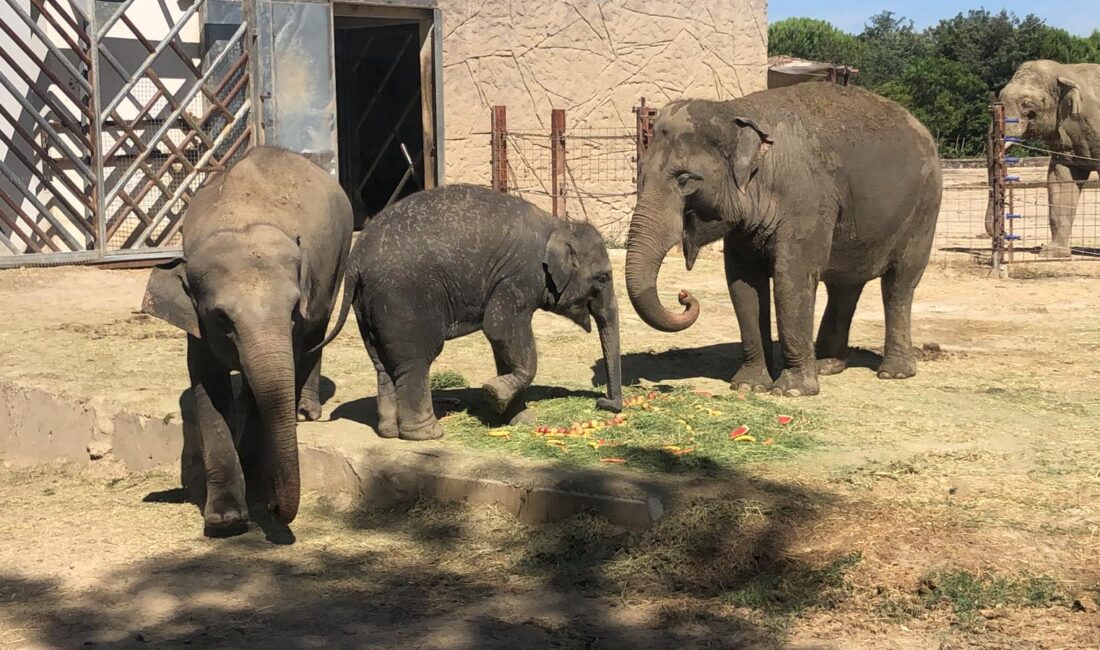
xmin=438 ymin=0 xmax=768 ymax=237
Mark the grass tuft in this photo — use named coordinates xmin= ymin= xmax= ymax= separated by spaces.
xmin=918 ymin=569 xmax=1065 ymax=626
xmin=429 ymin=370 xmax=469 ymax=391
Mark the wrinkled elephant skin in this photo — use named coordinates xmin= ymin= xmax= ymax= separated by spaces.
xmin=315 ymin=185 xmax=623 ymax=440
xmin=141 ymin=147 xmax=353 ymax=530
xmin=625 ymin=83 xmax=942 ymax=397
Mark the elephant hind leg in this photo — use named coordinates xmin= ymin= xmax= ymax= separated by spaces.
xmin=296 ymin=349 xmax=323 ymax=422
xmin=878 ymin=268 xmax=918 ymax=380
xmin=815 ymin=282 xmax=865 ymax=376
xmin=358 ymin=310 xmax=398 ymax=439
xmin=1041 ymin=163 xmax=1090 ymax=257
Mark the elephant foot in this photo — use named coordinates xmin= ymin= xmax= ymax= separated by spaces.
xmin=877 ymin=355 xmax=917 ymax=380
xmin=1038 ymin=243 xmax=1072 ymax=259
xmin=770 ymin=366 xmax=820 ymax=398
xmin=507 ymin=408 xmax=537 ymax=426
xmin=399 ymin=418 xmax=444 ymax=441
xmin=297 ymin=397 xmax=322 ymax=422
xmin=482 ymin=377 xmax=520 ymax=415
xmin=375 ymin=422 xmax=400 ymax=439
xmin=596 ymin=396 xmax=622 ymax=413
xmin=816 ymin=358 xmax=848 ymax=376
xmin=731 ymin=364 xmax=773 ymax=393
xmin=203 ymin=485 xmax=249 ymax=531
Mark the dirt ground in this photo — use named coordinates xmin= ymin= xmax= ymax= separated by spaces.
xmin=3 ymin=248 xmax=1100 ymax=648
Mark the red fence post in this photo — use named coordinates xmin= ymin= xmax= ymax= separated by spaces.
xmin=551 ymin=108 xmax=566 ymax=218
xmin=989 ymin=102 xmax=1007 ymax=276
xmin=490 ymin=105 xmax=508 ymax=193
xmin=633 ymin=97 xmax=657 ymax=191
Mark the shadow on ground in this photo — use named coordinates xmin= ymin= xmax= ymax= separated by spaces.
xmin=2 ymin=453 xmax=843 ymax=649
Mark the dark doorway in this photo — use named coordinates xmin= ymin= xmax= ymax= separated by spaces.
xmin=333 ymin=19 xmax=425 ymax=228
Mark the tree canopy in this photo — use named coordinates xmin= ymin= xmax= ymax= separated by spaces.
xmin=768 ymin=10 xmax=1100 ymax=157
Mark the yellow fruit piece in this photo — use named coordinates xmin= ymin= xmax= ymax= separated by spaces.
xmin=662 ymin=445 xmax=681 ymax=453
xmin=587 ymin=441 xmax=600 ymax=450
xmin=486 ymin=430 xmax=510 ymax=438
xmin=735 ymin=435 xmax=756 ymax=443
xmin=685 ymin=425 xmax=694 ymax=433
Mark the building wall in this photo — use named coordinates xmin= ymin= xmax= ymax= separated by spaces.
xmin=437 ymin=0 xmax=768 ymax=238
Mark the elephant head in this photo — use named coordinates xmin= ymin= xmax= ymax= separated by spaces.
xmin=142 ymin=226 xmax=311 ymax=523
xmin=543 ymin=222 xmax=623 ymax=412
xmin=626 ymin=101 xmax=773 ymax=332
xmin=999 ymin=60 xmax=1084 ymax=148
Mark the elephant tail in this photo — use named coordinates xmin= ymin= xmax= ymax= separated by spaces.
xmin=309 ymin=265 xmax=359 ymax=356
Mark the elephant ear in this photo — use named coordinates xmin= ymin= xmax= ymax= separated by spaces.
xmin=543 ymin=228 xmax=578 ymax=304
xmin=142 ymin=257 xmax=201 ymax=338
xmin=1057 ymin=77 xmax=1083 ymax=120
xmin=731 ymin=118 xmax=774 ymax=193
xmin=296 ymin=235 xmax=311 ymax=320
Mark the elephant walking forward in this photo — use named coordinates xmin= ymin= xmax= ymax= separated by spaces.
xmin=314 ymin=185 xmax=622 ymax=441
xmin=142 ymin=147 xmax=353 ymax=529
xmin=625 ymin=83 xmax=942 ymax=397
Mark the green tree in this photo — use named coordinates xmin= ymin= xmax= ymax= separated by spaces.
xmin=768 ymin=17 xmax=862 ymax=67
xmin=855 ymin=12 xmax=931 ymax=88
xmin=877 ymin=57 xmax=990 ymax=157
xmin=928 ymin=10 xmax=1032 ymax=91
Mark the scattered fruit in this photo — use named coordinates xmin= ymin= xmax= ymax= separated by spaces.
xmin=587 ymin=440 xmax=602 ymax=449
xmin=693 ymin=390 xmax=714 ymax=398
xmin=777 ymin=415 xmax=793 ymax=425
xmin=486 ymin=430 xmax=510 ymax=438
xmin=735 ymin=435 xmax=756 ymax=443
xmin=600 ymin=457 xmax=627 ymax=464
xmin=762 ymin=438 xmax=775 ymax=446
xmin=730 ymin=425 xmax=750 ymax=439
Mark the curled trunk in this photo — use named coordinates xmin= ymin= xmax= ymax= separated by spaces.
xmin=625 ymin=186 xmax=700 ymax=332
xmin=238 ymin=329 xmax=300 ymax=524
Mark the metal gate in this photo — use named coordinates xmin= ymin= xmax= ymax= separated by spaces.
xmin=0 ymin=0 xmax=253 ymax=267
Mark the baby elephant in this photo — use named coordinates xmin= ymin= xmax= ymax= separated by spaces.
xmin=142 ymin=147 xmax=353 ymax=529
xmin=315 ymin=184 xmax=622 ymax=441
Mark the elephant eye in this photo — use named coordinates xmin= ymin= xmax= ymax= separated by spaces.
xmin=593 ymin=272 xmax=611 ymax=286
xmin=677 ymin=172 xmax=694 ymax=187
xmin=213 ymin=309 xmax=233 ymax=333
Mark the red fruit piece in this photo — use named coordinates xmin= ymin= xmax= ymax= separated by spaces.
xmin=730 ymin=425 xmax=750 ymax=439
xmin=777 ymin=415 xmax=793 ymax=426
xmin=600 ymin=457 xmax=627 ymax=464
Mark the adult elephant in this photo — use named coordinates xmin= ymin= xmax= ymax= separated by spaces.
xmin=985 ymin=60 xmax=1100 ymax=258
xmin=142 ymin=147 xmax=353 ymax=529
xmin=625 ymin=83 xmax=942 ymax=397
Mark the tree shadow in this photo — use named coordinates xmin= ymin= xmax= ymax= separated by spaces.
xmin=6 ymin=449 xmax=842 ymax=649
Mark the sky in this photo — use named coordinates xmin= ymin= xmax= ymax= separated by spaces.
xmin=769 ymin=1 xmax=1100 ymax=36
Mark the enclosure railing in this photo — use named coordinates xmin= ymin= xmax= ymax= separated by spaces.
xmin=0 ymin=0 xmax=253 ymax=268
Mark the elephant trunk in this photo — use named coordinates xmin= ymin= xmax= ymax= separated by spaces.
xmin=592 ymin=288 xmax=622 ymax=413
xmin=238 ymin=327 xmax=300 ymax=524
xmin=625 ymin=186 xmax=700 ymax=332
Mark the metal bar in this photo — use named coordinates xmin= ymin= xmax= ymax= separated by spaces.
xmin=491 ymin=106 xmax=508 ymax=192
xmin=355 ymin=92 xmax=421 ymax=197
xmin=0 ymin=103 xmax=93 ymax=212
xmin=0 ymin=206 xmax=33 ymax=254
xmin=0 ymin=19 xmax=94 ymax=127
xmin=30 ymin=0 xmax=91 ymax=64
xmin=105 ymin=59 xmax=250 ymax=236
xmin=0 ymin=68 xmax=93 ymax=181
xmin=151 ymin=124 xmax=252 ymax=247
xmin=351 ymin=34 xmax=414 ymax=143
xmin=551 ymin=108 xmax=566 ymax=219
xmin=89 ymin=5 xmax=106 ymax=258
xmin=1 ymin=0 xmax=92 ymax=92
xmin=0 ymin=160 xmax=85 ymax=250
xmin=131 ymin=99 xmax=252 ymax=247
xmin=432 ymin=7 xmax=444 ymax=185
xmin=104 ymin=23 xmax=247 ymax=205
xmin=98 ymin=0 xmax=206 ymax=121
xmin=0 ymin=125 xmax=91 ymax=232
xmin=117 ymin=12 xmax=230 ymax=123
xmin=0 ymin=190 xmax=61 ymax=252
xmin=43 ymin=0 xmax=90 ymax=45
xmin=94 ymin=0 xmax=139 ymax=39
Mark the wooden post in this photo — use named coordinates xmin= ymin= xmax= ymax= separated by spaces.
xmin=989 ymin=102 xmax=1007 ymax=276
xmin=490 ymin=105 xmax=508 ymax=193
xmin=633 ymin=97 xmax=657 ymax=191
xmin=551 ymin=108 xmax=566 ymax=218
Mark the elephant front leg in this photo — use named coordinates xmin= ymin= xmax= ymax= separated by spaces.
xmin=188 ymin=337 xmax=248 ymax=530
xmin=1041 ymin=162 xmax=1088 ymax=258
xmin=772 ymin=260 xmax=821 ymax=397
xmin=483 ymin=303 xmax=537 ymax=425
xmin=725 ymin=247 xmax=774 ymax=392
xmin=296 ymin=348 xmax=323 ymax=422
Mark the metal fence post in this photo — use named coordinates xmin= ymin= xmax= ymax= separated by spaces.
xmin=633 ymin=97 xmax=656 ymax=191
xmin=989 ymin=103 xmax=1007 ymax=276
xmin=490 ymin=105 xmax=508 ymax=193
xmin=551 ymin=108 xmax=566 ymax=218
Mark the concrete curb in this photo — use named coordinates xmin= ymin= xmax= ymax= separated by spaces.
xmin=0 ymin=381 xmax=683 ymax=529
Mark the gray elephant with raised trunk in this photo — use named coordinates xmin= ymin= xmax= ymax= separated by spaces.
xmin=142 ymin=147 xmax=353 ymax=529
xmin=625 ymin=83 xmax=942 ymax=397
xmin=315 ymin=184 xmax=622 ymax=441
xmin=985 ymin=60 xmax=1100 ymax=258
